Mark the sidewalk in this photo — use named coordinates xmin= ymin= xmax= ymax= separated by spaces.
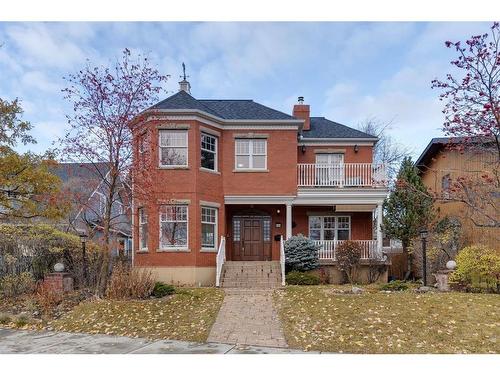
xmin=0 ymin=328 xmax=316 ymax=354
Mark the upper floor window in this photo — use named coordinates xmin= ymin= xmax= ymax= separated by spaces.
xmin=138 ymin=131 xmax=149 ymax=167
xmin=159 ymin=205 xmax=188 ymax=250
xmin=442 ymin=173 xmax=451 ymax=199
xmin=201 ymin=133 xmax=217 ymax=171
xmin=235 ymin=138 xmax=267 ymax=170
xmin=159 ymin=130 xmax=188 ymax=167
xmin=138 ymin=207 xmax=148 ymax=251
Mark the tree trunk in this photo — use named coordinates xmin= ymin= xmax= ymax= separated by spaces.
xmin=402 ymin=243 xmax=413 ymax=281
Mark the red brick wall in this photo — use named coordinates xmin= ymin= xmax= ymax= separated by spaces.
xmin=297 ymin=145 xmax=373 ymax=164
xmin=132 ymin=117 xmax=375 ymax=269
xmin=221 ymin=129 xmax=298 ymax=196
xmin=132 ymin=118 xmax=298 ymax=268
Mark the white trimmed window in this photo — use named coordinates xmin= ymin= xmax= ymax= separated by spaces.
xmin=138 ymin=208 xmax=148 ymax=251
xmin=159 ymin=205 xmax=188 ymax=250
xmin=235 ymin=139 xmax=267 ymax=170
xmin=201 ymin=207 xmax=217 ymax=250
xmin=159 ymin=130 xmax=188 ymax=167
xmin=309 ymin=216 xmax=351 ymax=241
xmin=201 ymin=133 xmax=217 ymax=171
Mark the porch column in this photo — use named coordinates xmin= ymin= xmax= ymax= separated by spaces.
xmin=286 ymin=203 xmax=293 ymax=240
xmin=376 ymin=203 xmax=383 ymax=255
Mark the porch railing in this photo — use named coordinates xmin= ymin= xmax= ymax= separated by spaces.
xmin=297 ymin=163 xmax=387 ymax=187
xmin=314 ymin=240 xmax=380 ymax=260
xmin=280 ymin=235 xmax=286 ymax=286
xmin=215 ymin=236 xmax=226 ymax=287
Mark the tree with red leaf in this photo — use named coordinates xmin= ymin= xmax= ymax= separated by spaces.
xmin=431 ymin=22 xmax=500 ymax=229
xmin=60 ymin=49 xmax=168 ymax=293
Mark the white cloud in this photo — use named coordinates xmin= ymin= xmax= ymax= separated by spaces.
xmin=4 ymin=23 xmax=87 ymax=69
xmin=21 ymin=71 xmax=62 ymax=94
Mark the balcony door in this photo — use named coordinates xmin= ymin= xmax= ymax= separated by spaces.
xmin=315 ymin=153 xmax=344 ymax=186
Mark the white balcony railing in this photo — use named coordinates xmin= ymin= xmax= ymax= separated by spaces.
xmin=298 ymin=163 xmax=387 ymax=187
xmin=314 ymin=240 xmax=381 ymax=260
xmin=215 ymin=236 xmax=226 ymax=287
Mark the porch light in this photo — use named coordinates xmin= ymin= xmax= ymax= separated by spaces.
xmin=419 ymin=229 xmax=428 ymax=239
xmin=301 ymin=144 xmax=306 ymax=154
xmin=277 ymin=209 xmax=281 ymax=214
xmin=354 ymin=144 xmax=359 ymax=153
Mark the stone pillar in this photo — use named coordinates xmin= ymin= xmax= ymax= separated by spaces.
xmin=286 ymin=203 xmax=293 ymax=240
xmin=43 ymin=273 xmax=74 ymax=294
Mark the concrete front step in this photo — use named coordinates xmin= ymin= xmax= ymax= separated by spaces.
xmin=221 ymin=261 xmax=283 ymax=289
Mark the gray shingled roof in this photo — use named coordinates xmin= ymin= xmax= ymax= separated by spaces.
xmin=51 ymin=162 xmax=111 ymax=184
xmin=149 ymin=91 xmax=295 ymax=120
xmin=149 ymin=91 xmax=374 ymax=139
xmin=302 ymin=117 xmax=378 ymax=139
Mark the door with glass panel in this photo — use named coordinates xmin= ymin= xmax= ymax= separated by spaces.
xmin=315 ymin=153 xmax=344 ymax=186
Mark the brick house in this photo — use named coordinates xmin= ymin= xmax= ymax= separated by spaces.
xmin=131 ymin=78 xmax=390 ymax=286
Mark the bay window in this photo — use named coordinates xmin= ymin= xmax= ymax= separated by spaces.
xmin=159 ymin=130 xmax=188 ymax=167
xmin=201 ymin=207 xmax=217 ymax=250
xmin=159 ymin=205 xmax=188 ymax=250
xmin=201 ymin=133 xmax=217 ymax=171
xmin=138 ymin=208 xmax=148 ymax=251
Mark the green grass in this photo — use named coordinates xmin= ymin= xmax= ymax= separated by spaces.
xmin=274 ymin=286 xmax=500 ymax=353
xmin=47 ymin=288 xmax=224 ymax=343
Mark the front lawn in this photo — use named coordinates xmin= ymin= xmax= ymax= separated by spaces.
xmin=45 ymin=288 xmax=224 ymax=343
xmin=274 ymin=286 xmax=500 ymax=353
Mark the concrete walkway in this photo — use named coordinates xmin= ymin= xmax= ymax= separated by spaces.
xmin=0 ymin=328 xmax=313 ymax=354
xmin=208 ymin=289 xmax=288 ymax=347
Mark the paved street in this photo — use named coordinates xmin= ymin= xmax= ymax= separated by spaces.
xmin=0 ymin=328 xmax=314 ymax=354
xmin=208 ymin=289 xmax=288 ymax=347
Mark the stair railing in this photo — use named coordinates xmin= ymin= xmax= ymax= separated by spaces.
xmin=215 ymin=236 xmax=226 ymax=287
xmin=280 ymin=235 xmax=286 ymax=286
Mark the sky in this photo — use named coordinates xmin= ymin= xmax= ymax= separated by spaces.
xmin=0 ymin=22 xmax=492 ymax=158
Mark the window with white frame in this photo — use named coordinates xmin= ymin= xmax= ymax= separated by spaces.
xmin=201 ymin=207 xmax=217 ymax=249
xmin=235 ymin=138 xmax=267 ymax=170
xmin=96 ymin=192 xmax=106 ymax=216
xmin=201 ymin=133 xmax=217 ymax=171
xmin=159 ymin=130 xmax=188 ymax=167
xmin=309 ymin=216 xmax=351 ymax=241
xmin=138 ymin=208 xmax=148 ymax=251
xmin=442 ymin=173 xmax=451 ymax=199
xmin=159 ymin=205 xmax=188 ymax=250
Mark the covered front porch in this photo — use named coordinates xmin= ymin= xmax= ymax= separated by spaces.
xmin=221 ymin=193 xmax=386 ymax=263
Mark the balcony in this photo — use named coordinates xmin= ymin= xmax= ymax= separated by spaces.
xmin=297 ymin=163 xmax=387 ymax=188
xmin=314 ymin=240 xmax=383 ymax=261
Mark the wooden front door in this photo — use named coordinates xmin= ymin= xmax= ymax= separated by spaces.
xmin=232 ymin=216 xmax=271 ymax=261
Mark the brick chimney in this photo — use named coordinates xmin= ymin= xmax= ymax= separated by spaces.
xmin=293 ymin=96 xmax=310 ymax=131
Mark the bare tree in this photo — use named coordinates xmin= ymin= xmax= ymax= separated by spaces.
xmin=60 ymin=49 xmax=168 ymax=294
xmin=357 ymin=117 xmax=411 ymax=182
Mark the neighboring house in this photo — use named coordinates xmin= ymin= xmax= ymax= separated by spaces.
xmin=131 ymin=78 xmax=390 ymax=286
xmin=51 ymin=162 xmax=132 ymax=257
xmin=415 ymin=137 xmax=499 ymax=250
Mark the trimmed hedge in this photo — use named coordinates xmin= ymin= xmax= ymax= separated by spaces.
xmin=152 ymin=282 xmax=175 ymax=298
xmin=286 ymin=271 xmax=320 ymax=285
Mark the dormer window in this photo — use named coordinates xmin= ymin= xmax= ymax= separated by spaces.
xmin=159 ymin=130 xmax=188 ymax=167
